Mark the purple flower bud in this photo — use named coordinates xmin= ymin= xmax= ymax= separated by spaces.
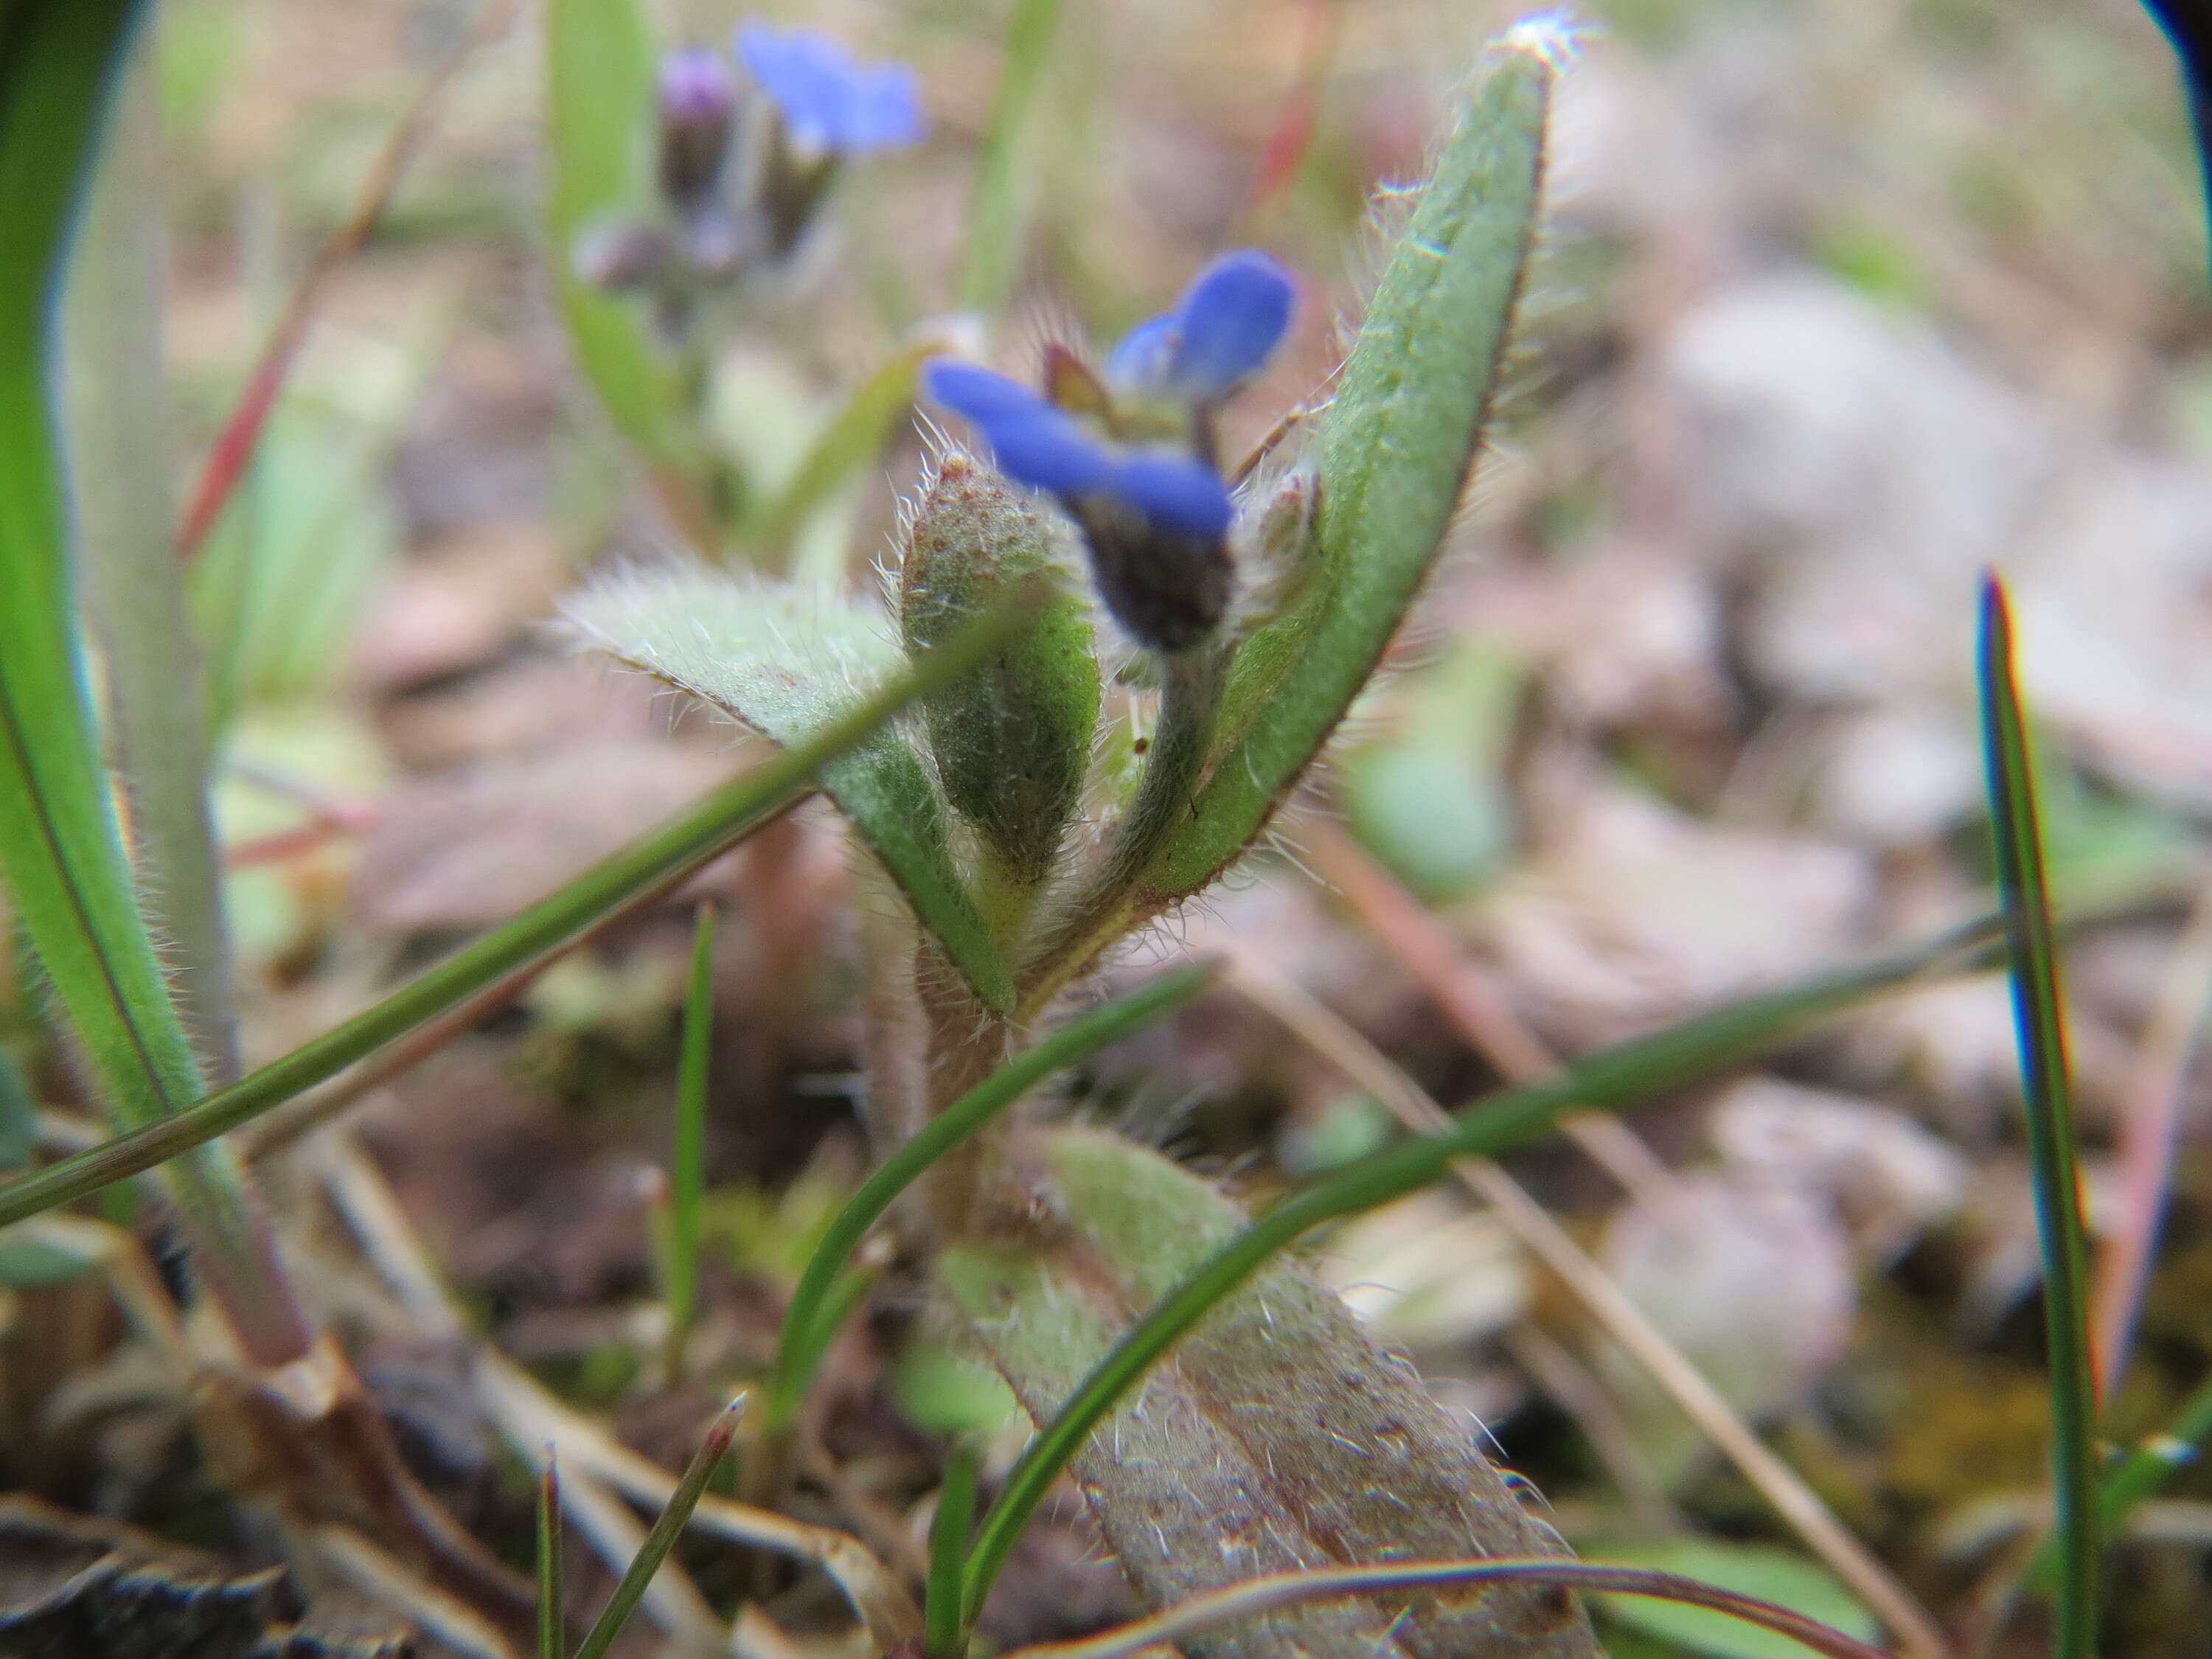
xmin=658 ymin=47 xmax=737 ymax=206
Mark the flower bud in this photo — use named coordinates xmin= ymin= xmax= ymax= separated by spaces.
xmin=657 ymin=48 xmax=737 ymax=208
xmin=900 ymin=453 xmax=1100 ymax=888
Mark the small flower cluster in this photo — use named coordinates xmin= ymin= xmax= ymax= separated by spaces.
xmin=579 ymin=21 xmax=924 ymax=337
xmin=924 ymin=251 xmax=1296 ymax=653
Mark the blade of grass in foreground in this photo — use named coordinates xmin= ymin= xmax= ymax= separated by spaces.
xmin=925 ymin=1438 xmax=984 ymax=1659
xmin=0 ymin=605 xmax=1028 ymax=1228
xmin=959 ymin=911 xmax=2002 ymax=1627
xmin=1982 ymin=575 xmax=2097 ymax=1659
xmin=765 ymin=962 xmax=1214 ymax=1430
xmin=1978 ymin=573 xmax=2099 ymax=1659
xmin=0 ymin=0 xmax=310 ymax=1360
xmin=538 ymin=1455 xmax=565 ymax=1659
xmin=571 ymin=1398 xmax=742 ymax=1659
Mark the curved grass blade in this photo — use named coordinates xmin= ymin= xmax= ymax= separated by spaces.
xmin=959 ymin=0 xmax=1066 ymax=315
xmin=754 ymin=339 xmax=934 ymax=567
xmin=1148 ymin=26 xmax=1556 ymax=899
xmin=960 ymin=912 xmax=2001 ymax=1624
xmin=993 ymin=1559 xmax=1893 ymax=1659
xmin=1979 ymin=572 xmax=2099 ymax=1655
xmin=0 ymin=603 xmax=1027 ymax=1227
xmin=572 ymin=1397 xmax=742 ymax=1659
xmin=0 ymin=0 xmax=307 ymax=1357
xmin=565 ymin=569 xmax=1018 ymax=1009
xmin=766 ymin=961 xmax=1212 ymax=1429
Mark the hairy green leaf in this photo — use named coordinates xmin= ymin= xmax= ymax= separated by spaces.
xmin=1150 ymin=29 xmax=1555 ymax=897
xmin=964 ymin=911 xmax=2002 ymax=1620
xmin=63 ymin=40 xmax=240 ymax=1086
xmin=566 ymin=568 xmax=1016 ymax=1008
xmin=946 ymin=1127 xmax=1597 ymax=1659
xmin=0 ymin=0 xmax=295 ymax=1346
xmin=0 ymin=605 xmax=1027 ymax=1225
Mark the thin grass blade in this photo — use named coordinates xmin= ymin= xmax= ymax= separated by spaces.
xmin=767 ymin=962 xmax=1213 ymax=1429
xmin=926 ymin=1437 xmax=984 ymax=1659
xmin=538 ymin=1453 xmax=566 ymax=1659
xmin=572 ymin=1397 xmax=744 ymax=1659
xmin=992 ymin=1559 xmax=1893 ymax=1659
xmin=665 ymin=900 xmax=715 ymax=1372
xmin=1978 ymin=573 xmax=2099 ymax=1658
xmin=0 ymin=601 xmax=1029 ymax=1226
xmin=960 ymin=913 xmax=2001 ymax=1621
xmin=959 ymin=0 xmax=1066 ymax=314
xmin=754 ymin=339 xmax=935 ymax=567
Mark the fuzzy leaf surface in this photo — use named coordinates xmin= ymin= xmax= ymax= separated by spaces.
xmin=565 ymin=570 xmax=1015 ymax=1009
xmin=1150 ymin=34 xmax=1553 ymax=896
xmin=942 ymin=1127 xmax=1596 ymax=1659
xmin=0 ymin=0 xmax=281 ymax=1306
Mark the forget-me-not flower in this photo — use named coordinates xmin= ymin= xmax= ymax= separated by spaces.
xmin=579 ymin=23 xmax=926 ymax=333
xmin=737 ymin=21 xmax=927 ymax=157
xmin=923 ymin=251 xmax=1297 ymax=652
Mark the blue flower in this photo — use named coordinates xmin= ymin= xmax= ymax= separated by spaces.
xmin=737 ymin=21 xmax=925 ymax=156
xmin=923 ymin=362 xmax=1232 ymax=539
xmin=1105 ymin=250 xmax=1295 ymax=401
xmin=922 ymin=251 xmax=1296 ymax=650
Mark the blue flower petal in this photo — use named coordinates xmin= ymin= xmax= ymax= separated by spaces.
xmin=1109 ymin=452 xmax=1235 ymax=539
xmin=737 ymin=21 xmax=925 ymax=153
xmin=988 ymin=408 xmax=1116 ymax=499
xmin=843 ymin=61 xmax=925 ymax=150
xmin=925 ymin=360 xmax=1113 ymax=498
xmin=923 ymin=360 xmax=1047 ymax=425
xmin=1103 ymin=312 xmax=1178 ymax=390
xmin=1164 ymin=249 xmax=1295 ymax=397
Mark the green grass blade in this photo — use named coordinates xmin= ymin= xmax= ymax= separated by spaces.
xmin=538 ymin=1453 xmax=566 ymax=1659
xmin=1150 ymin=27 xmax=1555 ymax=898
xmin=754 ymin=340 xmax=932 ymax=567
xmin=959 ymin=0 xmax=1066 ymax=315
xmin=1978 ymin=572 xmax=2099 ymax=1655
xmin=2029 ymin=1368 xmax=2212 ymax=1590
xmin=0 ymin=603 xmax=1029 ymax=1227
xmin=0 ymin=0 xmax=303 ymax=1352
xmin=927 ymin=1437 xmax=984 ymax=1659
xmin=572 ymin=1397 xmax=742 ymax=1659
xmin=665 ymin=900 xmax=715 ymax=1371
xmin=546 ymin=0 xmax=689 ymax=467
xmin=766 ymin=962 xmax=1212 ymax=1430
xmin=959 ymin=912 xmax=2000 ymax=1622
xmin=63 ymin=38 xmax=240 ymax=1087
